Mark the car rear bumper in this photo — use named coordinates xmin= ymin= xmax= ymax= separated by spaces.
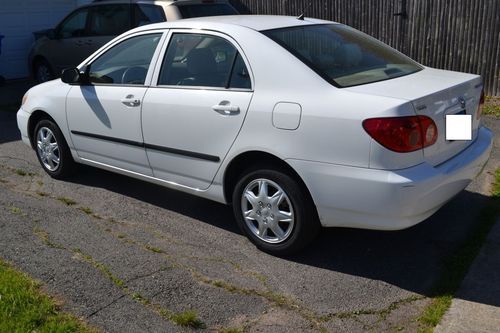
xmin=287 ymin=126 xmax=493 ymax=230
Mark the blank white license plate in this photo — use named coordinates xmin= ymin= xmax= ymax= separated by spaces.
xmin=446 ymin=114 xmax=472 ymax=141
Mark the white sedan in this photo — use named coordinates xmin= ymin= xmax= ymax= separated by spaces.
xmin=17 ymin=15 xmax=493 ymax=255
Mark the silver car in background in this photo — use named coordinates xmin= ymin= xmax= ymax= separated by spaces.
xmin=28 ymin=0 xmax=238 ymax=82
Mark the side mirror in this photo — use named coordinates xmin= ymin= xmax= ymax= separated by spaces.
xmin=61 ymin=67 xmax=89 ymax=85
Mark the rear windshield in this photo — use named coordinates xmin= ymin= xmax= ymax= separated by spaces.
xmin=263 ymin=24 xmax=422 ymax=88
xmin=176 ymin=4 xmax=238 ymax=18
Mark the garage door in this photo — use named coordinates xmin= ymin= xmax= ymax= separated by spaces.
xmin=0 ymin=0 xmax=91 ymax=79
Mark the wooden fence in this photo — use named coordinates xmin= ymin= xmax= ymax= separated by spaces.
xmin=229 ymin=0 xmax=500 ymax=96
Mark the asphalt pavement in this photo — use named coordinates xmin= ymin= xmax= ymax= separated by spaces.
xmin=0 ymin=106 xmax=498 ymax=332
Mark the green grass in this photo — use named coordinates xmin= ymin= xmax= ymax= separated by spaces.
xmin=10 ymin=206 xmax=22 ymax=215
xmin=170 ymin=310 xmax=206 ymax=329
xmin=15 ymin=169 xmax=27 ymax=176
xmin=0 ymin=259 xmax=97 ymax=333
xmin=492 ymin=169 xmax=500 ymax=197
xmin=483 ymin=96 xmax=500 ymax=117
xmin=78 ymin=207 xmax=93 ymax=215
xmin=73 ymin=250 xmax=125 ymax=288
xmin=144 ymin=245 xmax=164 ymax=254
xmin=418 ymin=168 xmax=500 ymax=332
xmin=131 ymin=293 xmax=150 ymax=305
xmin=220 ymin=328 xmax=243 ymax=333
xmin=57 ymin=197 xmax=77 ymax=206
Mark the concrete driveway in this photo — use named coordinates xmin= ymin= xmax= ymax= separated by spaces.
xmin=0 ymin=107 xmax=498 ymax=333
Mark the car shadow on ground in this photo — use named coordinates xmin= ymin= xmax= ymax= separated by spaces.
xmin=0 ymin=111 xmax=21 ymax=144
xmin=67 ymin=163 xmax=497 ymax=308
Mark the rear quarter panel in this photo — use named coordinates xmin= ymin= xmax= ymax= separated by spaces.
xmin=214 ymin=28 xmax=420 ymax=188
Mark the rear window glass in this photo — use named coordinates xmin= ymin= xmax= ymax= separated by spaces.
xmin=176 ymin=4 xmax=238 ymax=18
xmin=263 ymin=24 xmax=422 ymax=88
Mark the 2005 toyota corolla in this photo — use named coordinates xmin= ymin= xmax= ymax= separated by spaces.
xmin=17 ymin=16 xmax=493 ymax=255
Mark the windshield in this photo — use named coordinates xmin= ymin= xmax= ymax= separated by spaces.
xmin=263 ymin=24 xmax=422 ymax=88
xmin=176 ymin=4 xmax=238 ymax=18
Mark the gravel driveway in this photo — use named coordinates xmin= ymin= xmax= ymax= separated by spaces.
xmin=0 ymin=110 xmax=498 ymax=333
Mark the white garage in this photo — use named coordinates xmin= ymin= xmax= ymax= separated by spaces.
xmin=0 ymin=0 xmax=91 ymax=80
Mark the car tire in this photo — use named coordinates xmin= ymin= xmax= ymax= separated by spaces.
xmin=232 ymin=167 xmax=320 ymax=256
xmin=34 ymin=59 xmax=54 ymax=83
xmin=34 ymin=119 xmax=75 ymax=179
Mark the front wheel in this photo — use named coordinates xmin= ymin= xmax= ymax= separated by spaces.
xmin=34 ymin=119 xmax=75 ymax=179
xmin=232 ymin=168 xmax=320 ymax=255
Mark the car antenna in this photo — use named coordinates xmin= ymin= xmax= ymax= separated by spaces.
xmin=297 ymin=2 xmax=312 ymax=20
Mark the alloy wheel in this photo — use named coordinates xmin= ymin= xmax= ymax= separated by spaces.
xmin=241 ymin=178 xmax=295 ymax=244
xmin=36 ymin=127 xmax=60 ymax=171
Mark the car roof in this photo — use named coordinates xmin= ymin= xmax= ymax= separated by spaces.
xmin=133 ymin=15 xmax=336 ymax=32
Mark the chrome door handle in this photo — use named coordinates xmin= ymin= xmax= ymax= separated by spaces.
xmin=121 ymin=95 xmax=141 ymax=107
xmin=212 ymin=101 xmax=240 ymax=115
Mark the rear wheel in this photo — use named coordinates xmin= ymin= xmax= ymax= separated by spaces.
xmin=34 ymin=119 xmax=75 ymax=179
xmin=232 ymin=168 xmax=320 ymax=255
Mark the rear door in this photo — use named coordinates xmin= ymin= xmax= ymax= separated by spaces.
xmin=142 ymin=30 xmax=253 ymax=190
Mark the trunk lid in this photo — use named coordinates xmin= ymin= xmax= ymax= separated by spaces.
xmin=346 ymin=67 xmax=483 ymax=166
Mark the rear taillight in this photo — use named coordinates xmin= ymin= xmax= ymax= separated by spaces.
xmin=363 ymin=116 xmax=438 ymax=153
xmin=477 ymin=89 xmax=485 ymax=120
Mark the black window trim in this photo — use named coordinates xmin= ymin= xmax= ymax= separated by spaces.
xmin=261 ymin=23 xmax=424 ymax=89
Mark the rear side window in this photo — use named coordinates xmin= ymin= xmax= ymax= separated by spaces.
xmin=89 ymin=34 xmax=162 ymax=85
xmin=176 ymin=4 xmax=238 ymax=18
xmin=88 ymin=4 xmax=131 ymax=36
xmin=133 ymin=4 xmax=166 ymax=26
xmin=263 ymin=24 xmax=422 ymax=88
xmin=229 ymin=54 xmax=251 ymax=89
xmin=158 ymin=33 xmax=251 ymax=89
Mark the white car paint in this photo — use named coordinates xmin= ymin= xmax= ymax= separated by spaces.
xmin=18 ymin=15 xmax=493 ymax=232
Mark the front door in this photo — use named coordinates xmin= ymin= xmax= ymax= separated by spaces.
xmin=67 ymin=32 xmax=164 ymax=175
xmin=142 ymin=32 xmax=254 ymax=190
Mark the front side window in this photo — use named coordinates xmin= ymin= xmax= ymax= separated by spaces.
xmin=263 ymin=24 xmax=422 ymax=88
xmin=159 ymin=33 xmax=251 ymax=89
xmin=89 ymin=33 xmax=162 ymax=85
xmin=134 ymin=4 xmax=166 ymax=26
xmin=88 ymin=4 xmax=131 ymax=36
xmin=175 ymin=4 xmax=238 ymax=18
xmin=58 ymin=8 xmax=89 ymax=38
